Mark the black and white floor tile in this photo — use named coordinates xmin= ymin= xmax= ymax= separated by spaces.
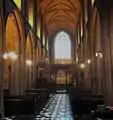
xmin=3 ymin=94 xmax=74 ymax=120
xmin=35 ymin=94 xmax=74 ymax=120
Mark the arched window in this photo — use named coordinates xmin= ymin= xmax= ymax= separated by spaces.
xmin=54 ymin=31 xmax=72 ymax=63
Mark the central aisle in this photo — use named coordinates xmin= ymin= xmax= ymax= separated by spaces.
xmin=35 ymin=94 xmax=74 ymax=120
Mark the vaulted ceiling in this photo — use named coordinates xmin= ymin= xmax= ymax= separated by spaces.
xmin=39 ymin=0 xmax=83 ymax=37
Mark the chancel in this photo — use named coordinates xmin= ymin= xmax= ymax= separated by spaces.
xmin=0 ymin=0 xmax=113 ymax=120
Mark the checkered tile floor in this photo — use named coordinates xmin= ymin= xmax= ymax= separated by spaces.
xmin=3 ymin=94 xmax=74 ymax=120
xmin=35 ymin=94 xmax=74 ymax=120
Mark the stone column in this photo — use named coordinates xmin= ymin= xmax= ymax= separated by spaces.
xmin=99 ymin=0 xmax=113 ymax=105
xmin=89 ymin=7 xmax=97 ymax=93
xmin=83 ymin=0 xmax=92 ymax=89
xmin=0 ymin=6 xmax=4 ymax=118
xmin=0 ymin=8 xmax=2 ymax=104
xmin=94 ymin=12 xmax=103 ymax=94
xmin=108 ymin=0 xmax=113 ymax=104
xmin=109 ymin=1 xmax=113 ymax=98
xmin=10 ymin=53 xmax=22 ymax=95
xmin=32 ymin=49 xmax=36 ymax=88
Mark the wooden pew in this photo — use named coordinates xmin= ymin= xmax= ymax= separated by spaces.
xmin=4 ymin=95 xmax=25 ymax=117
xmin=68 ymin=88 xmax=104 ymax=115
xmin=26 ymin=89 xmax=50 ymax=111
xmin=92 ymin=106 xmax=113 ymax=119
xmin=26 ymin=88 xmax=50 ymax=105
xmin=23 ymin=93 xmax=40 ymax=115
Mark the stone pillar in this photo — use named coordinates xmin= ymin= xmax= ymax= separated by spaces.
xmin=109 ymin=1 xmax=113 ymax=99
xmin=89 ymin=7 xmax=97 ymax=93
xmin=10 ymin=53 xmax=22 ymax=95
xmin=32 ymin=49 xmax=36 ymax=88
xmin=99 ymin=0 xmax=113 ymax=105
xmin=0 ymin=6 xmax=4 ymax=118
xmin=0 ymin=9 xmax=2 ymax=104
xmin=83 ymin=30 xmax=91 ymax=90
xmin=83 ymin=0 xmax=92 ymax=89
xmin=94 ymin=12 xmax=103 ymax=94
xmin=19 ymin=53 xmax=26 ymax=94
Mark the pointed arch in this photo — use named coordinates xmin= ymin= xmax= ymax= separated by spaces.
xmin=26 ymin=31 xmax=34 ymax=60
xmin=12 ymin=10 xmax=25 ymax=51
xmin=25 ymin=30 xmax=35 ymax=89
xmin=4 ymin=9 xmax=25 ymax=93
xmin=54 ymin=31 xmax=71 ymax=58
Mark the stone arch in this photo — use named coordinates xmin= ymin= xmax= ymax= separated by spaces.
xmin=13 ymin=10 xmax=25 ymax=52
xmin=26 ymin=29 xmax=35 ymax=89
xmin=57 ymin=70 xmax=66 ymax=85
xmin=26 ymin=32 xmax=33 ymax=61
xmin=4 ymin=9 xmax=25 ymax=94
xmin=49 ymin=29 xmax=75 ymax=63
xmin=26 ymin=29 xmax=34 ymax=59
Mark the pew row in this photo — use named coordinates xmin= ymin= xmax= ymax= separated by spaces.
xmin=4 ymin=88 xmax=51 ymax=117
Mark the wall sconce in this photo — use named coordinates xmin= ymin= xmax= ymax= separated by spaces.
xmin=3 ymin=52 xmax=8 ymax=59
xmin=96 ymin=51 xmax=102 ymax=58
xmin=76 ymin=57 xmax=79 ymax=63
xmin=51 ymin=75 xmax=54 ymax=79
xmin=87 ymin=59 xmax=91 ymax=64
xmin=46 ymin=58 xmax=48 ymax=61
xmin=80 ymin=63 xmax=86 ymax=69
xmin=61 ymin=61 xmax=65 ymax=64
xmin=26 ymin=60 xmax=32 ymax=66
xmin=3 ymin=51 xmax=18 ymax=92
xmin=3 ymin=51 xmax=18 ymax=60
xmin=8 ymin=52 xmax=18 ymax=60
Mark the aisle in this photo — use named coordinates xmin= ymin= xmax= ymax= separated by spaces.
xmin=35 ymin=94 xmax=74 ymax=120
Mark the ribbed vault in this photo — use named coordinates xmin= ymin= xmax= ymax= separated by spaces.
xmin=39 ymin=0 xmax=82 ymax=37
